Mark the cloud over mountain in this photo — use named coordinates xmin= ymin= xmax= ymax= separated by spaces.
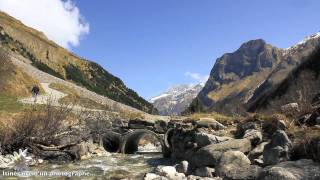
xmin=185 ymin=72 xmax=209 ymax=84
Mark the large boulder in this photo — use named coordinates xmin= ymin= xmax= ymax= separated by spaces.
xmin=263 ymin=130 xmax=292 ymax=166
xmin=243 ymin=129 xmax=262 ymax=146
xmin=194 ymin=132 xmax=232 ymax=148
xmin=191 ymin=139 xmax=252 ymax=167
xmin=216 ymin=151 xmax=262 ymax=180
xmin=257 ymin=159 xmax=320 ymax=180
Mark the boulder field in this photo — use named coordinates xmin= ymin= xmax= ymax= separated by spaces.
xmin=144 ymin=116 xmax=320 ymax=180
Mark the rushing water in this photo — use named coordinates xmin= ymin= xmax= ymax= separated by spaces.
xmin=0 ymin=153 xmax=173 ymax=180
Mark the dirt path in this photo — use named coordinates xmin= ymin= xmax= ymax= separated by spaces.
xmin=19 ymin=83 xmax=67 ymax=106
xmin=19 ymin=83 xmax=106 ymax=112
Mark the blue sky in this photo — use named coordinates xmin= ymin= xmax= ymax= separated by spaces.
xmin=1 ymin=0 xmax=320 ymax=99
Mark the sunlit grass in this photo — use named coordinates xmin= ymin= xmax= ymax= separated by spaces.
xmin=0 ymin=95 xmax=24 ymax=112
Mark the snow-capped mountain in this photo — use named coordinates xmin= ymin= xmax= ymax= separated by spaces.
xmin=150 ymin=84 xmax=204 ymax=115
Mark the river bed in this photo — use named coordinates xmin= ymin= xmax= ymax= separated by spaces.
xmin=0 ymin=153 xmax=173 ymax=180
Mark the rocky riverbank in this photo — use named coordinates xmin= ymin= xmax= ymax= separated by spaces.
xmin=143 ymin=113 xmax=320 ymax=180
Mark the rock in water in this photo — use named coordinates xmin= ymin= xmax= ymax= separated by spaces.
xmin=263 ymin=130 xmax=292 ymax=166
xmin=257 ymin=159 xmax=320 ymax=180
xmin=216 ymin=151 xmax=261 ymax=180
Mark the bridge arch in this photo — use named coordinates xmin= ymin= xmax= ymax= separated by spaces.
xmin=120 ymin=129 xmax=165 ymax=154
xmin=102 ymin=131 xmax=122 ymax=152
xmin=164 ymin=128 xmax=174 ymax=148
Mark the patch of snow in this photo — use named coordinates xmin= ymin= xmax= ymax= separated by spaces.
xmin=149 ymin=93 xmax=170 ymax=103
xmin=284 ymin=31 xmax=320 ymax=54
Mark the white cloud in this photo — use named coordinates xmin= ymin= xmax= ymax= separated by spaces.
xmin=185 ymin=72 xmax=209 ymax=83
xmin=0 ymin=0 xmax=89 ymax=49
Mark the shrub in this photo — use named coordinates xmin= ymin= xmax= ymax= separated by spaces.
xmin=0 ymin=100 xmax=73 ymax=153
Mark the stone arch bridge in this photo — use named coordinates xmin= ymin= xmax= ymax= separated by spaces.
xmin=101 ymin=119 xmax=175 ymax=157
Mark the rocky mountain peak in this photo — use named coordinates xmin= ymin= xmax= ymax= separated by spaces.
xmin=239 ymin=39 xmax=266 ymax=49
xmin=187 ymin=32 xmax=320 ymax=115
xmin=210 ymin=39 xmax=282 ymax=85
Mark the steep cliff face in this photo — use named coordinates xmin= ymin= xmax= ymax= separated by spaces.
xmin=187 ymin=34 xmax=320 ymax=115
xmin=0 ymin=11 xmax=157 ymax=114
xmin=187 ymin=39 xmax=284 ymax=115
